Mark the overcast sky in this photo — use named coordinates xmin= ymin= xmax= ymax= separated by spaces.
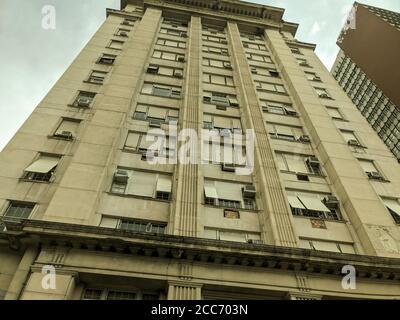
xmin=0 ymin=0 xmax=399 ymax=151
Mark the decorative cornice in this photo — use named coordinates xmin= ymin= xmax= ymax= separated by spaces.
xmin=120 ymin=0 xmax=299 ymax=36
xmin=1 ymin=219 xmax=400 ymax=281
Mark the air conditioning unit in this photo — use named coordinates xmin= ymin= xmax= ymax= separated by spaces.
xmin=147 ymin=66 xmax=159 ymax=74
xmin=243 ymin=43 xmax=249 ymax=48
xmin=319 ymin=93 xmax=330 ymax=99
xmin=219 ymin=129 xmax=231 ymax=137
xmin=221 ymin=163 xmax=235 ymax=172
xmin=119 ymin=31 xmax=128 ymax=37
xmin=348 ymin=139 xmax=361 ymax=147
xmin=149 ymin=120 xmax=162 ymax=128
xmin=323 ymin=195 xmax=339 ymax=209
xmin=269 ymin=70 xmax=279 ymax=77
xmin=285 ymin=110 xmax=298 ymax=117
xmin=220 ymin=40 xmax=228 ymax=44
xmin=173 ymin=71 xmax=183 ymax=78
xmin=76 ymin=97 xmax=91 ymax=108
xmin=216 ymin=105 xmax=227 ymax=111
xmin=180 ymin=32 xmax=188 ymax=38
xmin=100 ymin=58 xmax=114 ymax=65
xmin=177 ymin=56 xmax=185 ymax=62
xmin=224 ymin=63 xmax=233 ymax=70
xmin=313 ymin=76 xmax=322 ymax=81
xmin=299 ymin=61 xmax=308 ymax=66
xmin=247 ymin=239 xmax=263 ymax=244
xmin=203 ymin=96 xmax=212 ymax=103
xmin=56 ymin=131 xmax=73 ymax=140
xmin=250 ymin=67 xmax=258 ymax=74
xmin=242 ymin=185 xmax=256 ymax=199
xmin=113 ymin=169 xmax=129 ymax=183
xmin=298 ymin=135 xmax=311 ymax=143
xmin=306 ymin=156 xmax=320 ymax=167
xmin=367 ymin=171 xmax=383 ymax=180
xmin=212 ymin=97 xmax=230 ymax=108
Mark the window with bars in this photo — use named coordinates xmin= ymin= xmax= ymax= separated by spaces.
xmin=3 ymin=202 xmax=35 ymax=219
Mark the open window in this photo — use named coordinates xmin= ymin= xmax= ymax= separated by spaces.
xmin=22 ymin=155 xmax=60 ymax=182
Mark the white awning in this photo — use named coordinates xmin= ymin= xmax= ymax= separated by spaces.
xmin=219 ymin=231 xmax=246 ymax=243
xmin=287 ymin=195 xmax=306 ymax=209
xmin=127 ymin=171 xmax=156 ymax=197
xmin=298 ymin=195 xmax=331 ymax=212
xmin=24 ymin=157 xmax=59 ymax=173
xmin=156 ymin=176 xmax=172 ymax=193
xmin=99 ymin=217 xmax=118 ymax=229
xmin=384 ymin=199 xmax=400 ymax=216
xmin=215 ymin=181 xmax=242 ymax=201
xmin=204 ymin=181 xmax=218 ymax=199
xmin=313 ymin=240 xmax=341 ymax=253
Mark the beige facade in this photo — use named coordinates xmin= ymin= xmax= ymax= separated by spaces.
xmin=0 ymin=0 xmax=400 ymax=300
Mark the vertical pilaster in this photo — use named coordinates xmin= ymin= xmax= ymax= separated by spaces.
xmin=4 ymin=246 xmax=38 ymax=300
xmin=167 ymin=281 xmax=202 ymax=300
xmin=227 ymin=22 xmax=298 ymax=247
xmin=169 ymin=16 xmax=202 ymax=237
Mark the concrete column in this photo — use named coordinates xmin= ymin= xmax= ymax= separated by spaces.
xmin=169 ymin=16 xmax=203 ymax=237
xmin=167 ymin=281 xmax=202 ymax=300
xmin=4 ymin=246 xmax=38 ymax=300
xmin=227 ymin=22 xmax=298 ymax=247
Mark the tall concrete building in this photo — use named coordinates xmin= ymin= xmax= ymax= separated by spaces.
xmin=1 ymin=0 xmax=400 ymax=300
xmin=332 ymin=2 xmax=400 ymax=160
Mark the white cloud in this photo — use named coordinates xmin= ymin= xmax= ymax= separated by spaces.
xmin=311 ymin=21 xmax=321 ymax=35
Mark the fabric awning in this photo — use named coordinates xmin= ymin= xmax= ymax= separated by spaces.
xmin=287 ymin=195 xmax=306 ymax=209
xmin=24 ymin=157 xmax=59 ymax=173
xmin=156 ymin=176 xmax=172 ymax=193
xmin=298 ymin=195 xmax=331 ymax=212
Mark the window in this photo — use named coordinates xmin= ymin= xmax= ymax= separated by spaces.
xmin=305 ymin=71 xmax=321 ymax=82
xmin=315 ymin=87 xmax=332 ymax=99
xmin=97 ymin=53 xmax=117 ymax=65
xmin=141 ymin=83 xmax=181 ymax=99
xmin=255 ymin=81 xmax=286 ymax=94
xmin=121 ymin=18 xmax=136 ymax=26
xmin=296 ymin=58 xmax=310 ymax=67
xmin=152 ymin=50 xmax=185 ymax=62
xmin=160 ymin=28 xmax=186 ymax=37
xmin=156 ymin=38 xmax=186 ymax=49
xmin=72 ymin=91 xmax=96 ymax=108
xmin=146 ymin=65 xmax=183 ymax=78
xmin=22 ymin=155 xmax=60 ymax=182
xmin=204 ymin=180 xmax=257 ymax=210
xmin=203 ymin=92 xmax=239 ymax=108
xmin=53 ymin=118 xmax=80 ymax=140
xmin=87 ymin=70 xmax=107 ymax=84
xmin=204 ymin=228 xmax=262 ymax=243
xmin=243 ymin=42 xmax=267 ymax=51
xmin=358 ymin=159 xmax=384 ymax=180
xmin=267 ymin=123 xmax=302 ymax=142
xmin=108 ymin=40 xmax=124 ymax=50
xmin=202 ymin=46 xmax=229 ymax=56
xmin=299 ymin=239 xmax=355 ymax=254
xmin=111 ymin=169 xmax=173 ymax=200
xmin=3 ymin=202 xmax=35 ymax=219
xmin=202 ymin=58 xmax=231 ymax=68
xmin=202 ymin=35 xmax=227 ymax=43
xmin=123 ymin=131 xmax=176 ymax=157
xmin=340 ymin=130 xmax=362 ymax=147
xmin=82 ymin=288 xmax=159 ymax=300
xmin=262 ymin=102 xmax=298 ymax=116
xmin=246 ymin=53 xmax=272 ymax=63
xmin=289 ymin=47 xmax=302 ymax=55
xmin=133 ymin=105 xmax=179 ymax=124
xmin=116 ymin=28 xmax=130 ymax=37
xmin=203 ymin=74 xmax=234 ymax=86
xmin=287 ymin=193 xmax=341 ymax=221
xmin=240 ymin=33 xmax=262 ymax=41
xmin=276 ymin=153 xmax=321 ymax=175
xmin=203 ymin=114 xmax=241 ymax=131
xmin=383 ymin=198 xmax=400 ymax=224
xmin=119 ymin=220 xmax=166 ymax=235
xmin=326 ymin=107 xmax=344 ymax=120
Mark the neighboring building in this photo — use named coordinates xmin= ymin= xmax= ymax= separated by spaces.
xmin=1 ymin=0 xmax=400 ymax=300
xmin=332 ymin=2 xmax=400 ymax=160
